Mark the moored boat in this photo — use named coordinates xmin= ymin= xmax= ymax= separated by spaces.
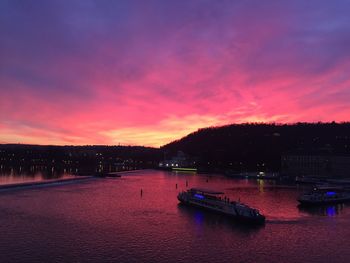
xmin=295 ymin=176 xmax=326 ymax=184
xmin=298 ymin=186 xmax=350 ymax=205
xmin=177 ymin=188 xmax=265 ymax=224
xmin=172 ymin=167 xmax=197 ymax=172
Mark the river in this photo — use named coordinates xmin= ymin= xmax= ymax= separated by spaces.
xmin=0 ymin=170 xmax=349 ymax=262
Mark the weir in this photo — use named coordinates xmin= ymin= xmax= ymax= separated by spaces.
xmin=0 ymin=176 xmax=93 ymax=191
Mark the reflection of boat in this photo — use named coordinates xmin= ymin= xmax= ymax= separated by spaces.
xmin=177 ymin=203 xmax=264 ymax=232
xmin=298 ymin=203 xmax=344 ymax=216
xmin=298 ymin=186 xmax=350 ymax=205
xmin=177 ymin=188 xmax=265 ymax=224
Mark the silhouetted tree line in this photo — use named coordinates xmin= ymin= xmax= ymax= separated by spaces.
xmin=161 ymin=122 xmax=350 ymax=172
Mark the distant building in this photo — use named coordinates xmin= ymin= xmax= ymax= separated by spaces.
xmin=159 ymin=151 xmax=190 ymax=168
xmin=281 ymin=154 xmax=350 ymax=178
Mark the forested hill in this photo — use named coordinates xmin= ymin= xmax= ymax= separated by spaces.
xmin=161 ymin=123 xmax=350 ymax=171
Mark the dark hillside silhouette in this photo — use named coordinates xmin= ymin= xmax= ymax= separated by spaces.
xmin=162 ymin=122 xmax=350 ymax=172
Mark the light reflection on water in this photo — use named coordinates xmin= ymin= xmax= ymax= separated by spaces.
xmin=0 ymin=170 xmax=350 ymax=262
xmin=298 ymin=203 xmax=345 ymax=217
xmin=0 ymin=168 xmax=75 ymax=185
xmin=327 ymin=206 xmax=336 ymax=216
xmin=194 ymin=210 xmax=204 ymax=225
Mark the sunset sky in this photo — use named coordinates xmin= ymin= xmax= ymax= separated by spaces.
xmin=1 ymin=0 xmax=350 ymax=147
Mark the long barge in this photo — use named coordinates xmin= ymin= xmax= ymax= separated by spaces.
xmin=177 ymin=188 xmax=265 ymax=224
xmin=298 ymin=186 xmax=350 ymax=205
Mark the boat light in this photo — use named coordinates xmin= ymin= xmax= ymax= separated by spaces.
xmin=194 ymin=194 xmax=204 ymax=199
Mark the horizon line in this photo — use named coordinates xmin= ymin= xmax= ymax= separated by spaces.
xmin=1 ymin=121 xmax=349 ymax=148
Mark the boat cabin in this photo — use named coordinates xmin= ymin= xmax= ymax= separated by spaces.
xmin=188 ymin=188 xmax=225 ymax=200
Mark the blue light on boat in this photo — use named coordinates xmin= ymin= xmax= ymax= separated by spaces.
xmin=194 ymin=194 xmax=204 ymax=199
xmin=326 ymin=191 xmax=336 ymax=196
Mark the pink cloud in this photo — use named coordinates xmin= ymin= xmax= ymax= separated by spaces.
xmin=1 ymin=1 xmax=350 ymax=146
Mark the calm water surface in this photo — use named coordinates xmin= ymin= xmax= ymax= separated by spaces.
xmin=0 ymin=170 xmax=350 ymax=263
